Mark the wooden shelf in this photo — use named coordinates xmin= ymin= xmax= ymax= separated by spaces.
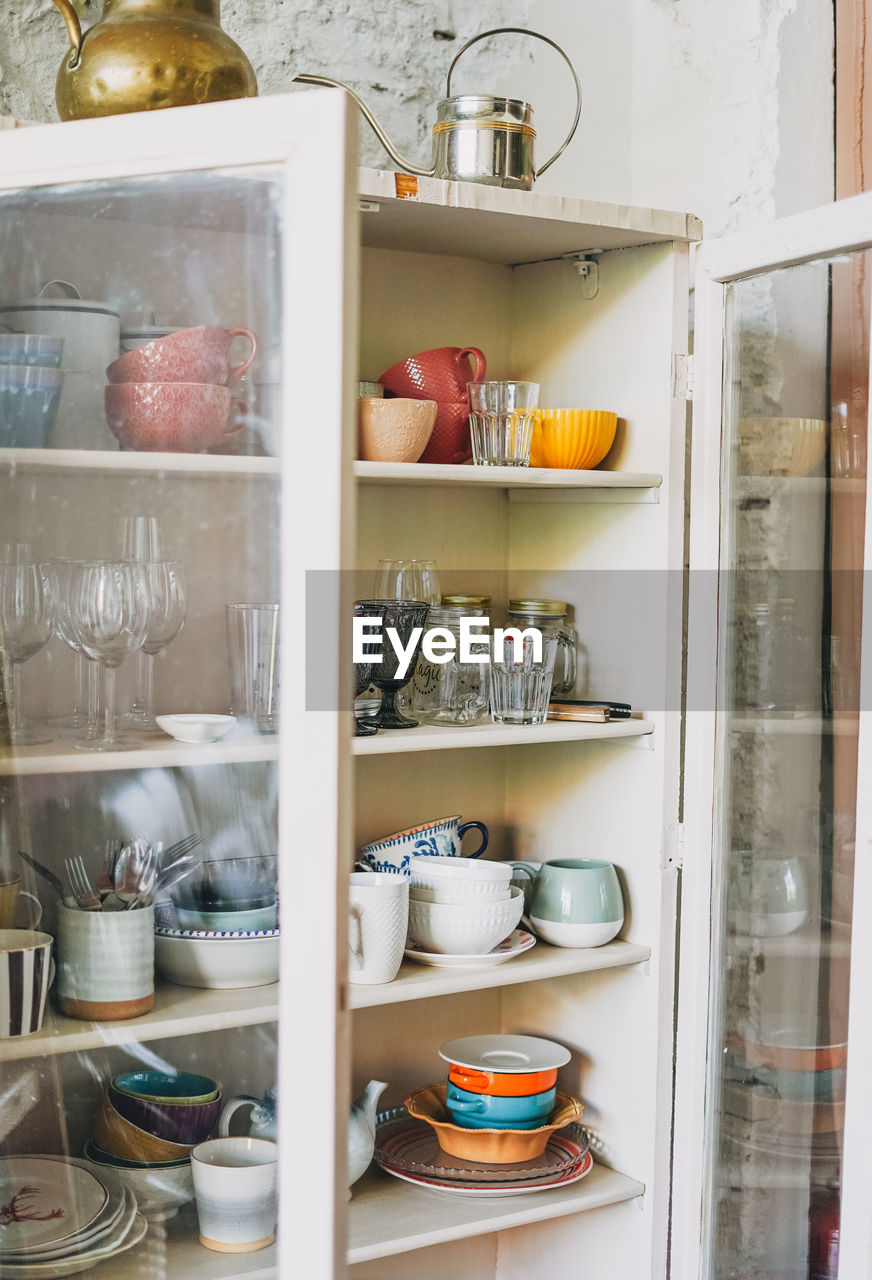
xmin=347 ymin=1161 xmax=644 ymax=1263
xmin=0 ymin=981 xmax=278 ymax=1063
xmin=358 ymin=166 xmax=701 ymax=264
xmin=0 ymin=446 xmax=278 ymax=476
xmin=349 ymin=940 xmax=651 ymax=1009
xmin=0 ymin=733 xmax=278 ymax=777
xmin=353 ymin=718 xmax=655 ymax=756
xmin=91 ymin=1205 xmax=276 ymax=1279
xmin=355 ymin=460 xmax=661 ymax=502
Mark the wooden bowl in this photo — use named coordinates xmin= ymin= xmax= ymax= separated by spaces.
xmin=530 ymin=409 xmax=617 ymax=470
xmin=404 ymin=1083 xmax=582 ymax=1163
xmin=94 ymin=1093 xmax=195 ymax=1164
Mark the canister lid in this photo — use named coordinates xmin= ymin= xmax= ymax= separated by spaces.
xmin=441 ymin=594 xmax=491 ymax=609
xmin=509 ymin=599 xmax=567 ymax=615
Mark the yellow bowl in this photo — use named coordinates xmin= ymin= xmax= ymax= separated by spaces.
xmin=405 ymin=1082 xmax=583 ymax=1164
xmin=530 ymin=409 xmax=618 ymax=471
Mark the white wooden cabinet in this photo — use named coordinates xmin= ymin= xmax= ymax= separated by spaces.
xmin=1 ymin=92 xmax=869 ymax=1280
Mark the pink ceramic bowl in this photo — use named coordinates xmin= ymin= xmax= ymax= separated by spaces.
xmin=106 ymin=382 xmax=244 ymax=453
xmin=357 ymin=397 xmax=437 ymax=463
xmin=106 ymin=325 xmax=257 ymax=386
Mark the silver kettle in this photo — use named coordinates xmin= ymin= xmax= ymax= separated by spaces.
xmin=295 ymin=27 xmax=581 ymax=192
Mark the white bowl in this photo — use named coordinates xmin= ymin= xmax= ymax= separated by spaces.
xmin=410 ymin=883 xmax=511 ymax=905
xmin=154 ymin=930 xmax=278 ymax=988
xmin=407 ymin=886 xmax=524 ymax=955
xmin=156 ymin=714 xmax=236 ymax=744
xmin=408 ymin=856 xmax=513 ymax=896
xmin=84 ymin=1145 xmax=193 ymax=1221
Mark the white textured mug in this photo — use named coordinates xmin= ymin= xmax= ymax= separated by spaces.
xmin=56 ymin=904 xmax=154 ymax=1020
xmin=348 ymin=872 xmax=409 ymax=985
xmin=191 ymin=1136 xmax=277 ymax=1253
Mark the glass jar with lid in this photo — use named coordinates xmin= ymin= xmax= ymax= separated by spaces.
xmin=507 ymin=599 xmax=578 ymax=698
xmin=407 ymin=595 xmax=491 ymax=726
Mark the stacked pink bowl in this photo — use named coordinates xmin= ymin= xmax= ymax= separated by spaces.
xmin=105 ymin=324 xmax=257 ymax=453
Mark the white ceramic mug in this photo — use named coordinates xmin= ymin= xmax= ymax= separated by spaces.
xmin=56 ymin=904 xmax=154 ymax=1020
xmin=348 ymin=872 xmax=409 ymax=985
xmin=191 ymin=1136 xmax=277 ymax=1253
xmin=0 ymin=929 xmax=54 ymax=1038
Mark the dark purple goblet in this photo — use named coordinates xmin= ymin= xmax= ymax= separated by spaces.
xmin=352 ymin=603 xmax=378 ymax=737
xmin=354 ymin=599 xmax=430 ymax=729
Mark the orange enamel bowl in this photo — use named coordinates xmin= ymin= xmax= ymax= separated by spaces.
xmin=529 ymin=409 xmax=618 ymax=471
xmin=447 ymin=1064 xmax=558 ymax=1097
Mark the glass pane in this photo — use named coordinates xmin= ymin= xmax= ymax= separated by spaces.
xmin=703 ymin=252 xmax=868 ymax=1279
xmin=0 ymin=169 xmax=281 ymax=1267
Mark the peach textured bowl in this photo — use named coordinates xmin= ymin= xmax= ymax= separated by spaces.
xmin=405 ymin=1083 xmax=582 ymax=1163
xmin=737 ymin=418 xmax=828 ymax=477
xmin=105 ymin=382 xmax=243 ymax=453
xmin=357 ymin=397 xmax=437 ymax=463
xmin=529 ymin=409 xmax=618 ymax=470
xmin=94 ymin=1093 xmax=196 ymax=1164
xmin=106 ymin=325 xmax=257 ymax=387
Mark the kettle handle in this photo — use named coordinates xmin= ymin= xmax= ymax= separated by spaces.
xmin=445 ymin=28 xmax=582 ymax=179
xmin=51 ymin=0 xmax=83 ymax=64
xmin=294 ymin=74 xmax=436 ymax=179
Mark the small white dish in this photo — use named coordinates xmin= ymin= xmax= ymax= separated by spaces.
xmin=439 ymin=1033 xmax=572 ymax=1073
xmin=404 ymin=928 xmax=535 ymax=968
xmin=155 ymin=714 xmax=236 ymax=744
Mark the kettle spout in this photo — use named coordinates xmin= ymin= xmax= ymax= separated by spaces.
xmin=355 ymin=1079 xmax=388 ymax=1122
xmin=51 ymin=0 xmax=83 ymax=62
xmin=294 ymin=74 xmax=436 ymax=178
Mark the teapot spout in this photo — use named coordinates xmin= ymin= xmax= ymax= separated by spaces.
xmin=355 ymin=1079 xmax=388 ymax=1123
xmin=294 ymin=74 xmax=436 ymax=178
xmin=51 ymin=0 xmax=83 ymax=61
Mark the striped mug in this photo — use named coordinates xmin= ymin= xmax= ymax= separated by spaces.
xmin=0 ymin=929 xmax=54 ymax=1038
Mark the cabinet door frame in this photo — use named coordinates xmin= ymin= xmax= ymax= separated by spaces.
xmin=673 ymin=190 xmax=872 ymax=1279
xmin=0 ymin=89 xmax=359 ymax=1280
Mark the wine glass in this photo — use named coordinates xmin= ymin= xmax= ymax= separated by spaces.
xmin=375 ymin=559 xmax=441 ymax=605
xmin=126 ymin=560 xmax=187 ymax=734
xmin=352 ymin=602 xmax=378 ymax=737
xmin=0 ymin=561 xmax=54 ymax=746
xmin=67 ymin=561 xmax=149 ymax=752
xmin=45 ymin=559 xmax=101 ymax=739
xmin=354 ymin=599 xmax=429 ymax=729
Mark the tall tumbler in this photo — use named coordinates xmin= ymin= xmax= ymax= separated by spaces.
xmin=226 ymin=603 xmax=280 ymax=734
xmin=468 ymin=381 xmax=540 ymax=467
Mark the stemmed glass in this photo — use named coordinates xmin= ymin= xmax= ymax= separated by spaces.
xmin=67 ymin=561 xmax=149 ymax=752
xmin=352 ymin=602 xmax=378 ymax=737
xmin=0 ymin=561 xmax=54 ymax=746
xmin=375 ymin=559 xmax=441 ymax=605
xmin=354 ymin=599 xmax=430 ymax=729
xmin=126 ymin=560 xmax=187 ymax=734
xmin=45 ymin=559 xmax=101 ymax=739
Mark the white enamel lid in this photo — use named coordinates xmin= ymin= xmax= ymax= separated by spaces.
xmin=438 ymin=1034 xmax=571 ymax=1073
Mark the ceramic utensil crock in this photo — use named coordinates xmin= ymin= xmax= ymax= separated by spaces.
xmin=56 ymin=903 xmax=154 ymax=1019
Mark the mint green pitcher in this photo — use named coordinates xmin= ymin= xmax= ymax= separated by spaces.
xmin=510 ymin=858 xmax=624 ymax=949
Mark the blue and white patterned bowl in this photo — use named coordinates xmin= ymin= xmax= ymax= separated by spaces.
xmin=154 ymin=929 xmax=279 ymax=990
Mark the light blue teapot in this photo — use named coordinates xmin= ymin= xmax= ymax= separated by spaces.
xmin=219 ymin=1086 xmax=277 ymax=1141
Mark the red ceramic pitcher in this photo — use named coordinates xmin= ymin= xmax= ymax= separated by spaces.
xmin=379 ymin=346 xmax=486 ymax=464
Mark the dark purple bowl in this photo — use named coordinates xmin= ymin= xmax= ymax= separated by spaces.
xmin=107 ymin=1083 xmax=221 ymax=1146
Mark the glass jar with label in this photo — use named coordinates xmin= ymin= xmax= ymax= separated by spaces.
xmin=408 ymin=595 xmax=491 ymax=726
xmin=507 ymin=599 xmax=578 ymax=698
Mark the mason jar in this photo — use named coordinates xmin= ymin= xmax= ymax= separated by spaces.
xmin=407 ymin=595 xmax=491 ymax=726
xmin=507 ymin=599 xmax=578 ymax=698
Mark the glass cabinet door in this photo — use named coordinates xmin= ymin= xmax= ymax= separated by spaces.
xmin=0 ymin=94 xmax=353 ymax=1279
xmin=681 ymin=202 xmax=872 ymax=1280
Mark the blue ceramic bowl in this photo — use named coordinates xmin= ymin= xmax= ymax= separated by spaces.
xmin=0 ymin=366 xmax=63 ymax=447
xmin=114 ymin=1070 xmax=219 ymax=1105
xmin=445 ymin=1081 xmax=556 ymax=1129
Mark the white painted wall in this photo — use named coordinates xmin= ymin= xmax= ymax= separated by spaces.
xmin=1 ymin=1 xmax=833 ymax=234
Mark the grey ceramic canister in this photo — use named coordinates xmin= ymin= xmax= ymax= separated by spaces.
xmin=510 ymin=858 xmax=624 ymax=948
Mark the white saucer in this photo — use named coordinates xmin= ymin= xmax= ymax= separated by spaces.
xmin=155 ymin=714 xmax=236 ymax=744
xmin=404 ymin=928 xmax=535 ymax=968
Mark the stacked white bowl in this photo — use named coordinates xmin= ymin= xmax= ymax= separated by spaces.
xmin=407 ymin=856 xmax=524 ymax=955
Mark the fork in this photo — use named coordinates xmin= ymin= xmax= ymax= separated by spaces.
xmin=159 ymin=833 xmax=203 ymax=868
xmin=64 ymin=855 xmax=102 ymax=911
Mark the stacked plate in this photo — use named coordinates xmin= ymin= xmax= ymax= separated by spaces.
xmin=375 ymin=1109 xmax=592 ymax=1197
xmin=0 ymin=1155 xmax=146 ymax=1277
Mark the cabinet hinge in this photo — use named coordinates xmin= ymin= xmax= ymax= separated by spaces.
xmin=664 ymin=822 xmax=686 ymax=870
xmin=673 ymin=353 xmax=694 ymax=401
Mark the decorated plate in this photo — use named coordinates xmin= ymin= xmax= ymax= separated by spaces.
xmin=0 ymin=1158 xmax=108 ymax=1253
xmin=379 ymin=1147 xmax=593 ymax=1197
xmin=404 ymin=929 xmax=535 ymax=968
xmin=0 ymin=1196 xmax=146 ymax=1278
xmin=438 ymin=1033 xmax=572 ymax=1073
xmin=375 ymin=1108 xmax=589 ymax=1183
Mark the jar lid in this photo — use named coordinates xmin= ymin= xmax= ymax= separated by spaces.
xmin=441 ymin=594 xmax=491 ymax=609
xmin=509 ymin=599 xmax=568 ymax=615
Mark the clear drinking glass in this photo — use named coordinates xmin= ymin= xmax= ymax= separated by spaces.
xmin=468 ymin=381 xmax=540 ymax=467
xmin=489 ymin=630 xmax=558 ymax=726
xmin=409 ymin=598 xmax=491 ymax=726
xmin=375 ymin=559 xmax=441 ymax=604
xmin=45 ymin=559 xmax=101 ymax=739
xmin=68 ymin=561 xmax=150 ymax=752
xmin=507 ymin=599 xmax=578 ymax=698
xmin=226 ymin=603 xmax=280 ymax=733
xmin=128 ymin=560 xmax=188 ymax=734
xmin=0 ymin=561 xmax=54 ymax=746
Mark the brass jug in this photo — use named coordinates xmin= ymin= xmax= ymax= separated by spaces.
xmin=51 ymin=0 xmax=258 ymax=121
